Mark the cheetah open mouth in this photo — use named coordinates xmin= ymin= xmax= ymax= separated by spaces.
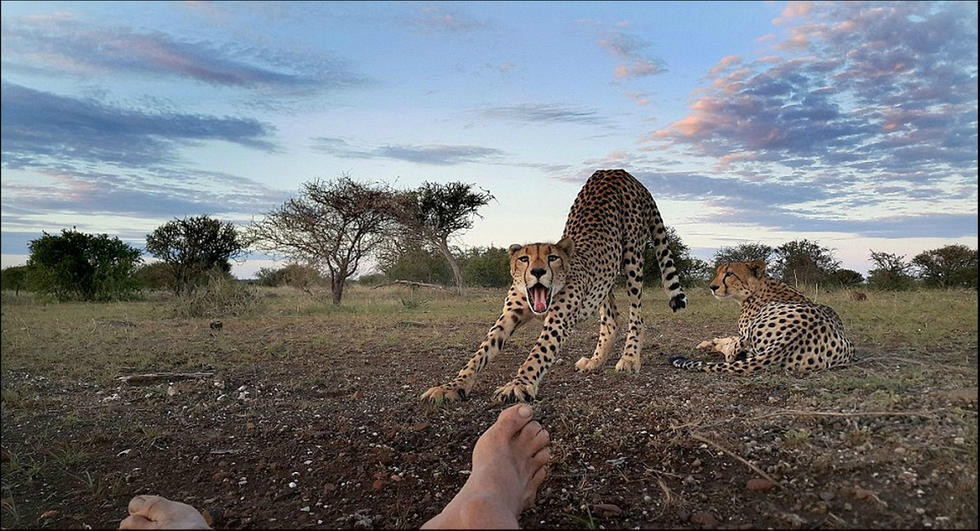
xmin=526 ymin=284 xmax=552 ymax=314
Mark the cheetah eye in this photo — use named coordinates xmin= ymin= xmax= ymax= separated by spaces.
xmin=724 ymin=271 xmax=733 ymax=278
xmin=548 ymin=255 xmax=560 ymax=263
xmin=518 ymin=256 xmax=529 ymax=263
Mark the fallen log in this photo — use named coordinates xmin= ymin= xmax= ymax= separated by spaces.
xmin=117 ymin=372 xmax=214 ymax=385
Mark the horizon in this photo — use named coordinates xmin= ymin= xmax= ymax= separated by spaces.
xmin=2 ymin=1 xmax=977 ymax=279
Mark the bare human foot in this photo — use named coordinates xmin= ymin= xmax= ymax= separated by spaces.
xmin=422 ymin=403 xmax=551 ymax=529
xmin=119 ymin=495 xmax=210 ymax=529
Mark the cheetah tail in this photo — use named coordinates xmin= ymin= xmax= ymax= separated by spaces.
xmin=650 ymin=208 xmax=687 ymax=312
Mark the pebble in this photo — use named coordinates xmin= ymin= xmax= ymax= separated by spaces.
xmin=819 ymin=491 xmax=835 ymax=501
xmin=746 ymin=478 xmax=776 ymax=492
xmin=690 ymin=511 xmax=719 ymax=528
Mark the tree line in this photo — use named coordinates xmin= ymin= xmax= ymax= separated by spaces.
xmin=2 ymin=175 xmax=976 ymax=303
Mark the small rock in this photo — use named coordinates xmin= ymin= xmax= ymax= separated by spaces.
xmin=690 ymin=511 xmax=719 ymax=528
xmin=372 ymin=479 xmax=387 ymax=491
xmin=288 ymin=481 xmax=297 ymax=488
xmin=782 ymin=512 xmax=806 ymax=528
xmin=591 ymin=503 xmax=622 ymax=516
xmin=746 ymin=478 xmax=776 ymax=492
xmin=819 ymin=491 xmax=835 ymax=501
xmin=854 ymin=487 xmax=876 ymax=500
xmin=300 ymin=506 xmax=310 ymax=512
xmin=167 ymin=386 xmax=177 ymax=397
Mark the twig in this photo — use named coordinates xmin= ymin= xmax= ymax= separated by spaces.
xmin=690 ymin=433 xmax=783 ymax=489
xmin=748 ymin=408 xmax=943 ymax=421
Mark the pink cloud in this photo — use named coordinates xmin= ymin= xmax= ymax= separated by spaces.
xmin=708 ymin=55 xmax=741 ymax=76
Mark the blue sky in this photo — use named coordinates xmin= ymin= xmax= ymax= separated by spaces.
xmin=1 ymin=1 xmax=977 ymax=277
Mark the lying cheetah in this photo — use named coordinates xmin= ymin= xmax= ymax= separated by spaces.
xmin=421 ymin=169 xmax=687 ymax=403
xmin=670 ymin=261 xmax=854 ymax=374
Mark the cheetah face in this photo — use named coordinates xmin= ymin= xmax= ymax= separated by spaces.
xmin=509 ymin=237 xmax=574 ymax=315
xmin=708 ymin=260 xmax=767 ymax=301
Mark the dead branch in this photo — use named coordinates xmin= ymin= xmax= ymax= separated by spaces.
xmin=690 ymin=433 xmax=783 ymax=488
xmin=371 ymin=280 xmax=449 ymax=290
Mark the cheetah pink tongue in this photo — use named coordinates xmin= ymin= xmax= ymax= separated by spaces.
xmin=530 ymin=286 xmax=548 ymax=312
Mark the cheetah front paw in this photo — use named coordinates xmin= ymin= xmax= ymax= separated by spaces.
xmin=614 ymin=357 xmax=641 ymax=373
xmin=491 ymin=378 xmax=538 ymax=403
xmin=420 ymin=382 xmax=468 ymax=403
xmin=574 ymin=356 xmax=604 ymax=372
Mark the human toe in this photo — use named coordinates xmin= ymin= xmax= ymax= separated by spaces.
xmin=493 ymin=403 xmax=534 ymax=437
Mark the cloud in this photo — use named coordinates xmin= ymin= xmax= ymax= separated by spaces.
xmin=596 ymin=30 xmax=666 ymax=79
xmin=480 ymin=103 xmax=607 ymax=125
xmin=1 ymin=82 xmax=278 ymax=169
xmin=407 ymin=5 xmax=487 ymax=33
xmin=1 ymin=166 xmax=288 ymax=220
xmin=649 ymin=2 xmax=977 ymax=189
xmin=312 ymin=138 xmax=504 ymax=166
xmin=0 ymin=14 xmax=363 ymax=92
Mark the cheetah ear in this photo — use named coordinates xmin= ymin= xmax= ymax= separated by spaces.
xmin=556 ymin=237 xmax=574 ymax=256
xmin=747 ymin=260 xmax=766 ymax=278
xmin=508 ymin=244 xmax=523 ymax=255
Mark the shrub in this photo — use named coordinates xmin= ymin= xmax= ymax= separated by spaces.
xmin=172 ymin=271 xmax=261 ymax=318
xmin=134 ymin=262 xmax=173 ymax=291
xmin=462 ymin=246 xmax=511 ymax=288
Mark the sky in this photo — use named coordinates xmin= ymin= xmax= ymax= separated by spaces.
xmin=1 ymin=1 xmax=977 ymax=278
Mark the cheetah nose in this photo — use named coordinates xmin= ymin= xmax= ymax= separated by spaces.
xmin=530 ymin=268 xmax=546 ymax=279
xmin=709 ymin=284 xmax=719 ymax=292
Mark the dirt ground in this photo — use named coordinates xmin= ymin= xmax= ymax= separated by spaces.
xmin=1 ymin=287 xmax=977 ymax=529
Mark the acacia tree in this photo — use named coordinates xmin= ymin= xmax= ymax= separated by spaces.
xmin=145 ymin=216 xmax=247 ymax=295
xmin=712 ymin=243 xmax=775 ymax=270
xmin=867 ymin=250 xmax=916 ymax=290
xmin=773 ymin=239 xmax=840 ymax=286
xmin=389 ymin=181 xmax=494 ymax=295
xmin=248 ymin=176 xmax=395 ymax=305
xmin=912 ymin=244 xmax=978 ymax=288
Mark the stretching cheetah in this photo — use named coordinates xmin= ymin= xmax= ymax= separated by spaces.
xmin=421 ymin=169 xmax=687 ymax=403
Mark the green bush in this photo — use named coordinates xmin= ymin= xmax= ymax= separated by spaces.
xmin=462 ymin=246 xmax=511 ymax=288
xmin=134 ymin=262 xmax=173 ymax=291
xmin=255 ymin=263 xmax=323 ymax=288
xmin=173 ymin=272 xmax=262 ymax=318
xmin=26 ymin=229 xmax=142 ymax=301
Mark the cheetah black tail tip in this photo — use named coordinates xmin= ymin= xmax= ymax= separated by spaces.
xmin=668 ymin=356 xmax=688 ymax=367
xmin=669 ymin=293 xmax=688 ymax=313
